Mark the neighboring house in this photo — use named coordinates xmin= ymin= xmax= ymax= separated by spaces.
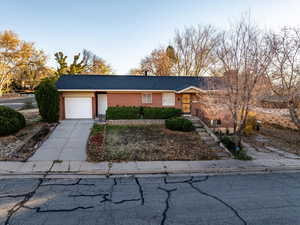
xmin=55 ymin=75 xmax=225 ymax=122
xmin=259 ymin=94 xmax=300 ymax=109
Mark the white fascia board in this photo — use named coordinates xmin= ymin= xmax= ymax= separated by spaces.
xmin=176 ymin=86 xmax=206 ymax=93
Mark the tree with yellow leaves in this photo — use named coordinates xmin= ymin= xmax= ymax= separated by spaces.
xmin=0 ymin=30 xmax=48 ymax=95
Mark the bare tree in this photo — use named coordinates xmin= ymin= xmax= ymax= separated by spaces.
xmin=134 ymin=25 xmax=219 ymax=76
xmin=173 ymin=25 xmax=219 ymax=76
xmin=215 ymin=18 xmax=272 ymax=146
xmin=266 ymin=27 xmax=300 ymax=130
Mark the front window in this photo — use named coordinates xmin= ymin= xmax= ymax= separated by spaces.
xmin=142 ymin=93 xmax=152 ymax=104
xmin=162 ymin=93 xmax=175 ymax=106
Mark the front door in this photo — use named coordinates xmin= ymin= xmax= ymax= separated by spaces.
xmin=97 ymin=94 xmax=107 ymax=115
xmin=182 ymin=94 xmax=191 ymax=114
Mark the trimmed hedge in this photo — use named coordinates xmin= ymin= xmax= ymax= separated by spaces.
xmin=35 ymin=78 xmax=59 ymax=123
xmin=106 ymin=106 xmax=182 ymax=120
xmin=0 ymin=106 xmax=26 ymax=136
xmin=165 ymin=117 xmax=194 ymax=132
xmin=143 ymin=107 xmax=182 ymax=119
xmin=106 ymin=106 xmax=140 ymax=119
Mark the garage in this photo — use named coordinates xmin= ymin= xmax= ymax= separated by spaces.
xmin=65 ymin=97 xmax=92 ymax=119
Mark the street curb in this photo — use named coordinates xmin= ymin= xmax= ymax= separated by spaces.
xmin=2 ymin=165 xmax=300 ymax=177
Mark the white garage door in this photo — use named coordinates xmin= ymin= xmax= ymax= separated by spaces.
xmin=65 ymin=97 xmax=92 ymax=119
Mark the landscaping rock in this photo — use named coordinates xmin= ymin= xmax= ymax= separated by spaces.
xmin=0 ymin=122 xmax=53 ymax=161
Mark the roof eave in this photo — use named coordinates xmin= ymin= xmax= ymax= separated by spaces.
xmin=57 ymin=89 xmax=176 ymax=92
xmin=176 ymin=86 xmax=206 ymax=93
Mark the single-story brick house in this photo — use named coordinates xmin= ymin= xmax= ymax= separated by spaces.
xmin=56 ymin=75 xmax=225 ymax=122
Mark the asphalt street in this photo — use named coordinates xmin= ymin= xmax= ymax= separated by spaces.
xmin=1 ymin=173 xmax=300 ymax=225
xmin=0 ymin=96 xmax=36 ymax=110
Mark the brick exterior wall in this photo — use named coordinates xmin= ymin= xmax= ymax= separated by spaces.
xmin=59 ymin=91 xmax=183 ymax=120
xmin=191 ymin=93 xmax=233 ymax=128
xmin=59 ymin=94 xmax=65 ymax=120
xmin=107 ymin=92 xmax=181 ymax=108
xmin=92 ymin=95 xmax=96 ymax=119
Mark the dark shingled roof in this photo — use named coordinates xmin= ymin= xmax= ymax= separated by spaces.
xmin=56 ymin=75 xmax=223 ymax=91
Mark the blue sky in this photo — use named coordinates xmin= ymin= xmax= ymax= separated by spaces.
xmin=1 ymin=0 xmax=299 ymax=74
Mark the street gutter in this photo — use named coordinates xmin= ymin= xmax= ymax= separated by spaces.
xmin=2 ymin=161 xmax=300 ymax=177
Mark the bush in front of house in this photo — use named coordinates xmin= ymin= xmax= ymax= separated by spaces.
xmin=143 ymin=107 xmax=182 ymax=119
xmin=165 ymin=117 xmax=194 ymax=132
xmin=35 ymin=78 xmax=59 ymax=123
xmin=243 ymin=112 xmax=257 ymax=136
xmin=106 ymin=106 xmax=141 ymax=119
xmin=220 ymin=135 xmax=236 ymax=151
xmin=220 ymin=135 xmax=252 ymax=160
xmin=0 ymin=106 xmax=26 ymax=136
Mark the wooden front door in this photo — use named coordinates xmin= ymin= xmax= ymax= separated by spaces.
xmin=182 ymin=94 xmax=191 ymax=113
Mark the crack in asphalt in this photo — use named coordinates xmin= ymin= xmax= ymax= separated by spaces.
xmin=4 ymin=162 xmax=55 ymax=225
xmin=158 ymin=187 xmax=177 ymax=225
xmin=41 ymin=178 xmax=95 ymax=187
xmin=96 ymin=178 xmax=143 ymax=205
xmin=0 ymin=193 xmax=29 ymax=199
xmin=3 ymin=175 xmax=246 ymax=225
xmin=4 ymin=178 xmax=44 ymax=225
xmin=99 ymin=193 xmax=141 ymax=205
xmin=22 ymin=205 xmax=94 ymax=213
xmin=112 ymin=198 xmax=141 ymax=204
xmin=134 ymin=177 xmax=145 ymax=205
xmin=4 ymin=176 xmax=96 ymax=224
xmin=113 ymin=178 xmax=117 ymax=186
xmin=187 ymin=179 xmax=248 ymax=225
xmin=68 ymin=193 xmax=107 ymax=197
xmin=164 ymin=176 xmax=247 ymax=225
xmin=164 ymin=176 xmax=209 ymax=184
xmin=99 ymin=193 xmax=111 ymax=203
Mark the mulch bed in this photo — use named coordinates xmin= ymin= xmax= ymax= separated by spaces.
xmin=87 ymin=132 xmax=105 ymax=161
xmin=87 ymin=124 xmax=220 ymax=162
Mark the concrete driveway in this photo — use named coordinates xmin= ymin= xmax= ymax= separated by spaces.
xmin=29 ymin=120 xmax=94 ymax=161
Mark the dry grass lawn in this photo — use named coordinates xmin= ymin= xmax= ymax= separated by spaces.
xmin=87 ymin=124 xmax=219 ymax=162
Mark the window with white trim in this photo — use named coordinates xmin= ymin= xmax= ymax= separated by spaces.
xmin=142 ymin=93 xmax=152 ymax=104
xmin=162 ymin=93 xmax=175 ymax=106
